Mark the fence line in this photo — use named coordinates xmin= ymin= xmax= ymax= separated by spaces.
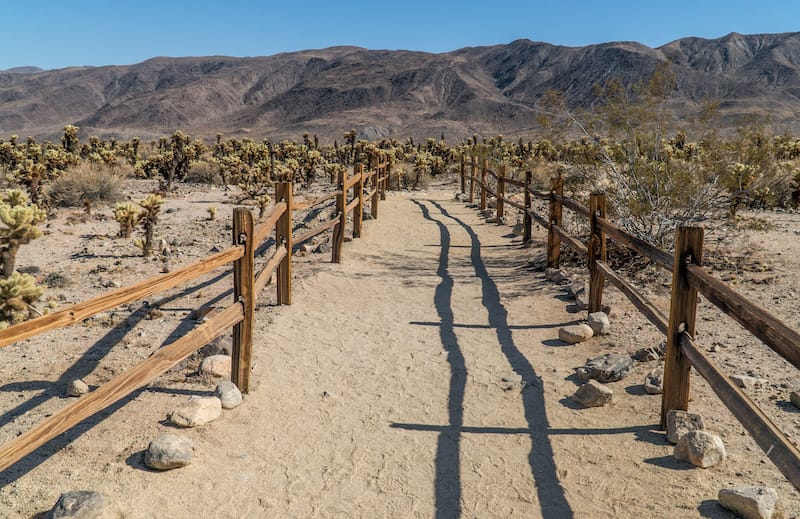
xmin=0 ymin=162 xmax=386 ymax=474
xmin=460 ymin=152 xmax=800 ymax=490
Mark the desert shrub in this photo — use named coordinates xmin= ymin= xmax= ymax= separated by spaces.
xmin=47 ymin=163 xmax=125 ymax=208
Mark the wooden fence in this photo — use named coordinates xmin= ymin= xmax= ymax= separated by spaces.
xmin=0 ymin=163 xmax=388 ymax=473
xmin=460 ymin=155 xmax=800 ymax=490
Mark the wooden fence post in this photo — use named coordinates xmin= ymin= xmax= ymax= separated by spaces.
xmin=332 ymin=168 xmax=347 ymax=263
xmin=275 ymin=182 xmax=292 ymax=305
xmin=660 ymin=226 xmax=705 ymax=428
xmin=460 ymin=154 xmax=466 ymax=194
xmin=523 ymin=171 xmax=532 ymax=243
xmin=588 ymin=193 xmax=607 ymax=313
xmin=381 ymin=163 xmax=388 ymax=200
xmin=353 ymin=163 xmax=364 ymax=238
xmin=480 ymin=156 xmax=488 ymax=211
xmin=547 ymin=175 xmax=563 ymax=269
xmin=469 ymin=155 xmax=476 ymax=203
xmin=231 ymin=207 xmax=255 ymax=393
xmin=370 ymin=165 xmax=380 ymax=220
xmin=496 ymin=164 xmax=506 ymax=222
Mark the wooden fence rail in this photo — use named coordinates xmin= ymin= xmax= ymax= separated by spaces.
xmin=459 ymin=152 xmax=800 ymax=491
xmin=0 ymin=162 xmax=385 ymax=474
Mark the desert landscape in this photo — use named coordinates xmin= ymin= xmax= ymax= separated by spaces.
xmin=2 ymin=13 xmax=800 ymax=518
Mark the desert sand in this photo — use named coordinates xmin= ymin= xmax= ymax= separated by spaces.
xmin=0 ymin=177 xmax=799 ymax=518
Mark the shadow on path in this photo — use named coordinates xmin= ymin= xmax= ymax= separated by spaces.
xmin=415 ymin=199 xmax=573 ymax=518
xmin=412 ymin=200 xmax=466 ymax=518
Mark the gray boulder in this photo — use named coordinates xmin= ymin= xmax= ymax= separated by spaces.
xmin=46 ymin=491 xmax=104 ymax=519
xmin=577 ymin=353 xmax=633 ymax=382
xmin=718 ymin=486 xmax=780 ymax=519
xmin=587 ymin=312 xmax=611 ymax=335
xmin=215 ymin=380 xmax=243 ymax=409
xmin=169 ymin=396 xmax=222 ymax=427
xmin=666 ymin=410 xmax=705 ymax=444
xmin=644 ymin=369 xmax=664 ymax=395
xmin=145 ymin=434 xmax=194 ymax=470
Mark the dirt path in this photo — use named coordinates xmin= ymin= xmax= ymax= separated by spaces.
xmin=2 ymin=186 xmax=798 ymax=518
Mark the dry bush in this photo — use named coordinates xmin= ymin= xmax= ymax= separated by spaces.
xmin=47 ymin=163 xmax=126 ymax=208
xmin=184 ymin=159 xmax=221 ymax=184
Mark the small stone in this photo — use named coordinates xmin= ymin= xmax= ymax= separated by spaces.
xmin=545 ymin=268 xmax=569 ymax=283
xmin=666 ymin=410 xmax=705 ymax=444
xmin=67 ymin=379 xmax=89 ymax=397
xmin=644 ymin=369 xmax=664 ymax=394
xmin=731 ymin=374 xmax=767 ymax=390
xmin=512 ymin=223 xmax=524 ymax=236
xmin=587 ymin=312 xmax=611 ymax=335
xmin=147 ymin=308 xmax=164 ymax=320
xmin=790 ymin=390 xmax=800 ymax=409
xmin=200 ymin=354 xmax=231 ymax=378
xmin=165 ymin=207 xmax=178 ymax=214
xmin=144 ymin=434 xmax=194 ymax=470
xmin=558 ymin=324 xmax=594 ymax=344
xmin=573 ymin=380 xmax=613 ymax=407
xmin=301 ymin=243 xmax=315 ymax=254
xmin=169 ymin=396 xmax=222 ymax=427
xmin=674 ymin=430 xmax=725 ymax=468
xmin=314 ymin=242 xmax=332 ymax=254
xmin=566 ymin=281 xmax=586 ymax=298
xmin=210 ymin=245 xmax=223 ymax=253
xmin=718 ymin=486 xmax=780 ymax=519
xmin=46 ymin=490 xmax=104 ymax=519
xmin=103 ymin=279 xmax=121 ymax=289
xmin=574 ymin=291 xmax=589 ymax=311
xmin=577 ymin=353 xmax=633 ymax=382
xmin=632 ymin=347 xmax=662 ymax=362
xmin=215 ymin=381 xmax=243 ymax=409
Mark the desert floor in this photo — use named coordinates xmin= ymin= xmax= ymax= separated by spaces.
xmin=0 ymin=177 xmax=799 ymax=518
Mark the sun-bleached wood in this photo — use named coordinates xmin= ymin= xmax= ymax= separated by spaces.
xmin=232 ymin=208 xmax=255 ymax=392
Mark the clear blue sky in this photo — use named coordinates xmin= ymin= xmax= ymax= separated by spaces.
xmin=2 ymin=0 xmax=799 ymax=70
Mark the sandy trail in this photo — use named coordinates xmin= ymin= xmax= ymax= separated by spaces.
xmin=3 ymin=186 xmax=797 ymax=518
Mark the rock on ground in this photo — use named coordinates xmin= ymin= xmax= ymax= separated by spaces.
xmin=46 ymin=490 xmax=104 ymax=519
xmin=577 ymin=353 xmax=633 ymax=382
xmin=66 ymin=379 xmax=89 ymax=397
xmin=731 ymin=374 xmax=767 ymax=390
xmin=587 ymin=312 xmax=611 ymax=335
xmin=674 ymin=430 xmax=726 ymax=468
xmin=199 ymin=354 xmax=231 ymax=378
xmin=666 ymin=410 xmax=706 ymax=444
xmin=169 ymin=396 xmax=222 ymax=427
xmin=790 ymin=390 xmax=800 ymax=409
xmin=215 ymin=380 xmax=243 ymax=409
xmin=558 ymin=324 xmax=594 ymax=344
xmin=545 ymin=268 xmax=569 ymax=283
xmin=145 ymin=434 xmax=194 ymax=470
xmin=718 ymin=486 xmax=780 ymax=519
xmin=644 ymin=369 xmax=663 ymax=395
xmin=573 ymin=380 xmax=613 ymax=407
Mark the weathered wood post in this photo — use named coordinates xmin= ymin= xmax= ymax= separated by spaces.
xmin=332 ymin=168 xmax=347 ymax=263
xmin=588 ymin=193 xmax=607 ymax=313
xmin=660 ymin=226 xmax=704 ymax=429
xmin=460 ymin=154 xmax=466 ymax=194
xmin=469 ymin=155 xmax=476 ymax=203
xmin=231 ymin=207 xmax=255 ymax=393
xmin=480 ymin=156 xmax=488 ymax=211
xmin=523 ymin=171 xmax=532 ymax=244
xmin=380 ymin=163 xmax=388 ymax=200
xmin=547 ymin=174 xmax=563 ymax=269
xmin=275 ymin=182 xmax=293 ymax=305
xmin=496 ymin=164 xmax=506 ymax=222
xmin=353 ymin=163 xmax=364 ymax=238
xmin=371 ymin=165 xmax=380 ymax=220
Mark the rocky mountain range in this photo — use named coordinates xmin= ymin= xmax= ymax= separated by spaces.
xmin=3 ymin=32 xmax=800 ymax=142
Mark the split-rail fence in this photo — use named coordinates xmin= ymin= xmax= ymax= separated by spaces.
xmin=459 ymin=153 xmax=800 ymax=490
xmin=0 ymin=162 xmax=388 ymax=473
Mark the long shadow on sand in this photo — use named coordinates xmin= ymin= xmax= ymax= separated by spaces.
xmin=401 ymin=199 xmax=573 ymax=518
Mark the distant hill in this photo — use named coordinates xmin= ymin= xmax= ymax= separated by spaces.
xmin=3 ymin=33 xmax=800 ymax=142
xmin=1 ymin=66 xmax=44 ymax=74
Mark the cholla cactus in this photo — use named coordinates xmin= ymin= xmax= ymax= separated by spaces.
xmin=254 ymin=195 xmax=271 ymax=219
xmin=113 ymin=202 xmax=141 ymax=238
xmin=133 ymin=194 xmax=163 ymax=256
xmin=207 ymin=205 xmax=217 ymax=221
xmin=0 ymin=190 xmax=47 ymax=277
xmin=0 ymin=272 xmax=43 ymax=328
